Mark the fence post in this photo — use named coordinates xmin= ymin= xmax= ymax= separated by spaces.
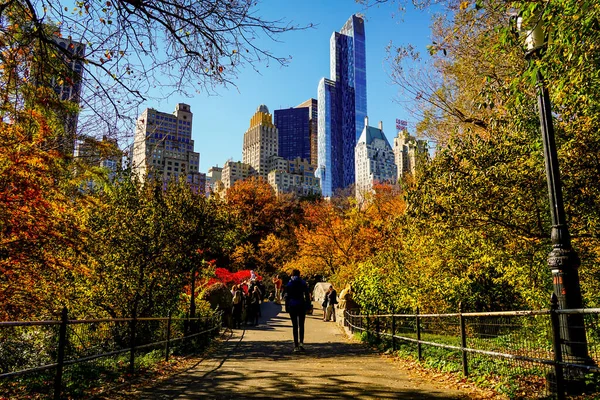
xmin=129 ymin=308 xmax=137 ymax=376
xmin=550 ymin=293 xmax=566 ymax=399
xmin=376 ymin=310 xmax=381 ymax=344
xmin=165 ymin=310 xmax=172 ymax=362
xmin=217 ymin=311 xmax=223 ymax=336
xmin=416 ymin=306 xmax=422 ymax=361
xmin=366 ymin=310 xmax=370 ymax=342
xmin=459 ymin=302 xmax=469 ymax=377
xmin=53 ymin=307 xmax=68 ymax=400
xmin=392 ymin=309 xmax=396 ymax=352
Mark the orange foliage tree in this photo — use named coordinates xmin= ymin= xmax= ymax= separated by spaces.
xmin=289 ymin=183 xmax=404 ymax=287
xmin=224 ymin=178 xmax=304 ymax=275
xmin=0 ymin=89 xmax=84 ymax=320
xmin=0 ymin=9 xmax=95 ymax=319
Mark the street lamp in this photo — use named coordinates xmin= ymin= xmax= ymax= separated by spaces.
xmin=517 ymin=12 xmax=593 ymax=382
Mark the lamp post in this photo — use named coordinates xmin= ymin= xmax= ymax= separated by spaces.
xmin=517 ymin=16 xmax=592 ymax=371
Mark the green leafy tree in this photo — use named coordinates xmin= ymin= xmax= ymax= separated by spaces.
xmin=351 ymin=0 xmax=600 ymax=311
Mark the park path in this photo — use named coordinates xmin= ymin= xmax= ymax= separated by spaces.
xmin=133 ymin=302 xmax=471 ymax=399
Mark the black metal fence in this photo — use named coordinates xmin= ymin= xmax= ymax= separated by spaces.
xmin=344 ymin=296 xmax=600 ymax=399
xmin=0 ymin=308 xmax=222 ymax=399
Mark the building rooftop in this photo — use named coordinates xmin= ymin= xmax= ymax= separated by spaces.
xmin=357 ymin=117 xmax=391 ymax=148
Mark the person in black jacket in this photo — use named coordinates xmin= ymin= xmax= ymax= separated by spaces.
xmin=284 ymin=269 xmax=310 ymax=352
xmin=325 ymin=285 xmax=338 ymax=322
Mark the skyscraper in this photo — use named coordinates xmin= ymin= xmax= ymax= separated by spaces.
xmin=131 ymin=103 xmax=203 ymax=192
xmin=242 ymin=105 xmax=278 ymax=180
xmin=295 ymin=98 xmax=319 ymax=166
xmin=274 ymin=107 xmax=310 ymax=162
xmin=316 ymin=14 xmax=367 ymax=197
xmin=274 ymin=98 xmax=318 ymax=166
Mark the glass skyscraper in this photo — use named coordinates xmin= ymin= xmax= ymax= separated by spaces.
xmin=274 ymin=107 xmax=311 ymax=162
xmin=316 ymin=14 xmax=367 ymax=197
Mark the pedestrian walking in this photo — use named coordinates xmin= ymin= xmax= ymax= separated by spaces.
xmin=325 ymin=285 xmax=338 ymax=322
xmin=284 ymin=269 xmax=310 ymax=352
xmin=272 ymin=275 xmax=283 ymax=304
xmin=322 ymin=295 xmax=328 ymax=321
xmin=232 ymin=285 xmax=244 ymax=329
xmin=248 ymin=286 xmax=261 ymax=326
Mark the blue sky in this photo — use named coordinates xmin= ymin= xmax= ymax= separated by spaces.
xmin=143 ymin=0 xmax=438 ymax=173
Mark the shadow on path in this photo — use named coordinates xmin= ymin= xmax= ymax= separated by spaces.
xmin=136 ymin=302 xmax=467 ymax=400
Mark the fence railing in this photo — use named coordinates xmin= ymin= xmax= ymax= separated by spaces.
xmin=344 ymin=295 xmax=600 ymax=399
xmin=0 ymin=308 xmax=222 ymax=399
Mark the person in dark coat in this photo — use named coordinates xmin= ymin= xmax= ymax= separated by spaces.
xmin=284 ymin=269 xmax=310 ymax=352
xmin=325 ymin=285 xmax=338 ymax=322
xmin=248 ymin=286 xmax=261 ymax=326
xmin=322 ymin=295 xmax=328 ymax=321
xmin=232 ymin=285 xmax=244 ymax=329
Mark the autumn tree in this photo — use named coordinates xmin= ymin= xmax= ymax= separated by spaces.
xmin=0 ymin=106 xmax=84 ymax=320
xmin=290 ymin=185 xmax=402 ymax=287
xmin=0 ymin=12 xmax=89 ymax=319
xmin=223 ymin=178 xmax=305 ymax=275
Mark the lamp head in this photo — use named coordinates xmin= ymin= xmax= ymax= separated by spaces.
xmin=517 ymin=15 xmax=544 ymax=51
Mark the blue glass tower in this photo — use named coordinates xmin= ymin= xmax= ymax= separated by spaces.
xmin=274 ymin=107 xmax=311 ymax=162
xmin=316 ymin=14 xmax=367 ymax=197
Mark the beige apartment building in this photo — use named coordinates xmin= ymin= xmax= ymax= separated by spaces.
xmin=393 ymin=130 xmax=428 ymax=180
xmin=221 ymin=160 xmax=252 ymax=190
xmin=218 ymin=104 xmax=320 ymax=198
xmin=267 ymin=156 xmax=321 ymax=196
xmin=131 ymin=103 xmax=203 ymax=192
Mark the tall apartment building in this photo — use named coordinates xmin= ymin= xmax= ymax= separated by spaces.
xmin=355 ymin=118 xmax=397 ymax=203
xmin=52 ymin=37 xmax=86 ymax=157
xmin=393 ymin=130 xmax=428 ymax=180
xmin=131 ymin=103 xmax=203 ymax=192
xmin=268 ymin=156 xmax=321 ymax=196
xmin=274 ymin=98 xmax=318 ymax=166
xmin=242 ymin=105 xmax=278 ymax=180
xmin=220 ymin=105 xmax=318 ymax=197
xmin=316 ymin=14 xmax=367 ymax=197
xmin=274 ymin=106 xmax=310 ymax=163
xmin=296 ymin=98 xmax=319 ymax=166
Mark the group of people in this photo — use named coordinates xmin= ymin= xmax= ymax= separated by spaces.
xmin=321 ymin=285 xmax=338 ymax=322
xmin=231 ymin=277 xmax=266 ymax=329
xmin=230 ymin=269 xmax=338 ymax=354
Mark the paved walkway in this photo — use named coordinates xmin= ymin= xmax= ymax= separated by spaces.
xmin=135 ymin=302 xmax=470 ymax=399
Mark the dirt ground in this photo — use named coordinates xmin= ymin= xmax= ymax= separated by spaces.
xmin=107 ymin=302 xmax=499 ymax=399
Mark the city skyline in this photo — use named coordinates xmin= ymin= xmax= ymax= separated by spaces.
xmin=129 ymin=1 xmax=436 ymax=174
